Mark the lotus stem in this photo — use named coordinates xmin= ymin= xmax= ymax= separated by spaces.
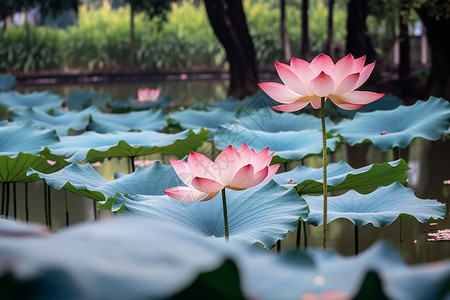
xmin=320 ymin=96 xmax=328 ymax=249
xmin=354 ymin=224 xmax=359 ymax=255
xmin=13 ymin=183 xmax=17 ymax=219
xmin=393 ymin=147 xmax=403 ymax=243
xmin=221 ymin=188 xmax=229 ymax=241
xmin=296 ymin=219 xmax=302 ymax=250
xmin=130 ymin=156 xmax=136 ymax=173
xmin=44 ymin=182 xmax=48 ymax=226
xmin=25 ymin=183 xmax=29 ymax=223
xmin=65 ymin=190 xmax=70 ymax=227
xmin=93 ymin=199 xmax=98 ymax=221
xmin=277 ymin=240 xmax=281 ymax=253
xmin=47 ymin=184 xmax=52 ymax=229
xmin=5 ymin=183 xmax=10 ymax=218
xmin=1 ymin=182 xmax=5 ymax=216
xmin=303 ymin=220 xmax=308 ymax=248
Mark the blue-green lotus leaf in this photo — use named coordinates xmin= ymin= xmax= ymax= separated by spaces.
xmin=169 ymin=108 xmax=236 ymax=140
xmin=27 ymin=161 xmax=183 ymax=203
xmin=112 ymin=180 xmax=308 ymax=249
xmin=332 ymin=97 xmax=450 ymax=150
xmin=87 ymin=109 xmax=168 ymax=133
xmin=215 ymin=124 xmax=341 ymax=163
xmin=336 ymin=94 xmax=403 ymax=118
xmin=0 ymin=152 xmax=61 ymax=183
xmin=0 ymin=91 xmax=64 ymax=111
xmin=0 ymin=124 xmax=59 ymax=156
xmin=214 ymin=91 xmax=279 ymax=111
xmin=234 ymin=108 xmax=334 ymax=132
xmin=304 ymin=182 xmax=446 ymax=227
xmin=1 ymin=217 xmax=449 ymax=300
xmin=66 ymin=90 xmax=112 ymax=111
xmin=0 ymin=74 xmax=15 ymax=91
xmin=46 ymin=128 xmax=210 ymax=162
xmin=273 ymin=159 xmax=409 ymax=194
xmin=11 ymin=106 xmax=99 ymax=136
xmin=111 ymin=96 xmax=171 ymax=113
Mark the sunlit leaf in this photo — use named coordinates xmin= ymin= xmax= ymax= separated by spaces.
xmin=303 ymin=183 xmax=446 ymax=226
xmin=273 ymin=159 xmax=409 ymax=194
xmin=332 ymin=97 xmax=450 ymax=150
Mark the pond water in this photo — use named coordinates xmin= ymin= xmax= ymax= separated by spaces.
xmin=11 ymin=79 xmax=450 ymax=264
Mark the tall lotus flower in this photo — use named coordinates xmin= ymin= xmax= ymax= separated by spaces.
xmin=258 ymin=53 xmax=385 ymax=111
xmin=135 ymin=88 xmax=160 ymax=103
xmin=259 ymin=53 xmax=384 ymax=249
xmin=164 ymin=144 xmax=280 ymax=240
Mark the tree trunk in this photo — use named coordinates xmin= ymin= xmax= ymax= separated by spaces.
xmin=398 ymin=1 xmax=411 ymax=78
xmin=204 ymin=0 xmax=259 ymax=99
xmin=129 ymin=4 xmax=137 ymax=68
xmin=280 ymin=0 xmax=291 ymax=63
xmin=301 ymin=0 xmax=310 ymax=59
xmin=325 ymin=0 xmax=334 ymax=56
xmin=416 ymin=6 xmax=450 ymax=100
xmin=346 ymin=0 xmax=377 ymax=71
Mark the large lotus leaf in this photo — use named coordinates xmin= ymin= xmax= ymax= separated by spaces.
xmin=303 ymin=182 xmax=446 ymax=227
xmin=0 ymin=153 xmax=61 ymax=183
xmin=11 ymin=106 xmax=99 ymax=136
xmin=214 ymin=91 xmax=279 ymax=111
xmin=111 ymin=96 xmax=171 ymax=113
xmin=66 ymin=90 xmax=112 ymax=111
xmin=332 ymin=97 xmax=450 ymax=150
xmin=336 ymin=94 xmax=403 ymax=118
xmin=87 ymin=109 xmax=168 ymax=133
xmin=233 ymin=107 xmax=334 ymax=132
xmin=0 ymin=124 xmax=59 ymax=156
xmin=27 ymin=161 xmax=183 ymax=203
xmin=46 ymin=128 xmax=210 ymax=162
xmin=273 ymin=159 xmax=409 ymax=194
xmin=215 ymin=124 xmax=341 ymax=163
xmin=1 ymin=217 xmax=449 ymax=300
xmin=0 ymin=91 xmax=64 ymax=111
xmin=0 ymin=74 xmax=15 ymax=92
xmin=112 ymin=180 xmax=308 ymax=249
xmin=169 ymin=108 xmax=236 ymax=140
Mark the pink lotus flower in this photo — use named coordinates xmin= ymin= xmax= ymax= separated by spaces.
xmin=164 ymin=144 xmax=280 ymax=202
xmin=258 ymin=53 xmax=385 ymax=111
xmin=135 ymin=88 xmax=160 ymax=103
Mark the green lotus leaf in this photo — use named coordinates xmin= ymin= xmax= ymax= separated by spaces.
xmin=66 ymin=90 xmax=112 ymax=111
xmin=214 ymin=90 xmax=279 ymax=111
xmin=332 ymin=97 xmax=450 ymax=150
xmin=0 ymin=91 xmax=64 ymax=111
xmin=304 ymin=183 xmax=446 ymax=226
xmin=273 ymin=159 xmax=409 ymax=194
xmin=111 ymin=96 xmax=171 ymax=113
xmin=0 ymin=74 xmax=15 ymax=92
xmin=46 ymin=128 xmax=210 ymax=162
xmin=11 ymin=106 xmax=99 ymax=136
xmin=112 ymin=180 xmax=308 ymax=249
xmin=215 ymin=124 xmax=341 ymax=163
xmin=87 ymin=109 xmax=168 ymax=133
xmin=0 ymin=153 xmax=61 ymax=183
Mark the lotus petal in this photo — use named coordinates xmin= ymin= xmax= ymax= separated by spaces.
xmin=304 ymin=183 xmax=446 ymax=226
xmin=272 ymin=159 xmax=409 ymax=194
xmin=45 ymin=128 xmax=209 ymax=162
xmin=215 ymin=124 xmax=341 ymax=163
xmin=87 ymin=109 xmax=168 ymax=133
xmin=332 ymin=97 xmax=450 ymax=150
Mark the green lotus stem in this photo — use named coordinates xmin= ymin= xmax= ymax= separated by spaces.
xmin=296 ymin=219 xmax=302 ymax=250
xmin=47 ymin=184 xmax=52 ymax=229
xmin=93 ymin=200 xmax=98 ymax=221
xmin=25 ymin=183 xmax=29 ymax=223
xmin=283 ymin=162 xmax=288 ymax=172
xmin=221 ymin=188 xmax=229 ymax=241
xmin=393 ymin=147 xmax=400 ymax=160
xmin=320 ymin=96 xmax=328 ymax=249
xmin=277 ymin=240 xmax=281 ymax=253
xmin=1 ymin=182 xmax=5 ymax=216
xmin=303 ymin=220 xmax=308 ymax=248
xmin=5 ymin=183 xmax=10 ymax=218
xmin=13 ymin=183 xmax=17 ymax=219
xmin=130 ymin=156 xmax=136 ymax=173
xmin=400 ymin=217 xmax=404 ymax=243
xmin=65 ymin=190 xmax=69 ymax=227
xmin=354 ymin=224 xmax=359 ymax=255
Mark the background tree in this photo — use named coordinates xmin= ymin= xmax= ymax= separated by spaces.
xmin=280 ymin=0 xmax=291 ymax=63
xmin=325 ymin=0 xmax=334 ymax=56
xmin=300 ymin=0 xmax=310 ymax=59
xmin=204 ymin=0 xmax=259 ymax=99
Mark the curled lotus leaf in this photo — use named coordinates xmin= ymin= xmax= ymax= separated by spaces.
xmin=0 ymin=91 xmax=64 ymax=111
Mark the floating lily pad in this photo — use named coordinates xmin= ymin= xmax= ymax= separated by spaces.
xmin=214 ymin=91 xmax=280 ymax=111
xmin=303 ymin=183 xmax=446 ymax=226
xmin=11 ymin=106 xmax=99 ymax=136
xmin=272 ymin=159 xmax=409 ymax=194
xmin=111 ymin=96 xmax=171 ymax=113
xmin=87 ymin=109 xmax=168 ymax=133
xmin=1 ymin=217 xmax=449 ymax=300
xmin=0 ymin=91 xmax=64 ymax=111
xmin=169 ymin=108 xmax=236 ymax=140
xmin=0 ymin=153 xmax=61 ymax=183
xmin=234 ymin=108 xmax=334 ymax=132
xmin=0 ymin=124 xmax=59 ymax=156
xmin=215 ymin=124 xmax=341 ymax=163
xmin=27 ymin=161 xmax=183 ymax=203
xmin=66 ymin=90 xmax=112 ymax=111
xmin=112 ymin=180 xmax=308 ymax=249
xmin=0 ymin=74 xmax=15 ymax=92
xmin=45 ymin=128 xmax=210 ymax=162
xmin=332 ymin=97 xmax=450 ymax=150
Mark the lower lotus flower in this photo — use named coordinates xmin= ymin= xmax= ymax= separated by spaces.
xmin=164 ymin=144 xmax=280 ymax=240
xmin=135 ymin=88 xmax=160 ymax=103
